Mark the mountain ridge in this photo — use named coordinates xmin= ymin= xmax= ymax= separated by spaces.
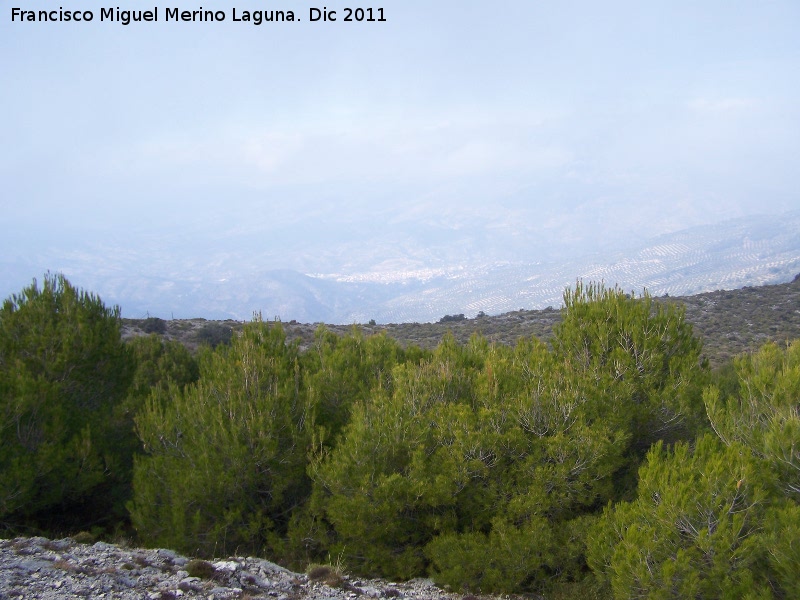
xmin=118 ymin=210 xmax=800 ymax=322
xmin=6 ymin=210 xmax=800 ymax=324
xmin=124 ymin=272 xmax=800 ymax=369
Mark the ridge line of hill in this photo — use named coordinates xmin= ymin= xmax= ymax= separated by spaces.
xmin=122 ymin=274 xmax=800 ymax=368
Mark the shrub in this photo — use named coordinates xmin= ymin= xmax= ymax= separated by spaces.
xmin=141 ymin=317 xmax=167 ymax=334
xmin=71 ymin=531 xmax=96 ymax=545
xmin=195 ymin=322 xmax=233 ymax=348
xmin=438 ymin=314 xmax=465 ymax=323
xmin=306 ymin=563 xmax=346 ymax=587
xmin=186 ymin=559 xmax=216 ymax=579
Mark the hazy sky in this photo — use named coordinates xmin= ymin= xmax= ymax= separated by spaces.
xmin=2 ymin=1 xmax=799 ymax=301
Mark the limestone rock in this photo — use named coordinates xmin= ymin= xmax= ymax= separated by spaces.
xmin=0 ymin=537 xmax=471 ymax=600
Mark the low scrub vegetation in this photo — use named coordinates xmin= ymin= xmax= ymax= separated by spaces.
xmin=122 ymin=275 xmax=800 ymax=368
xmin=2 ymin=273 xmax=799 ymax=598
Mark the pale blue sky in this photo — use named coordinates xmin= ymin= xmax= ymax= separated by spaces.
xmin=2 ymin=1 xmax=799 ymax=308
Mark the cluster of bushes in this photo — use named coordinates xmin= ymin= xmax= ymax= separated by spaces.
xmin=438 ymin=313 xmax=466 ymax=323
xmin=1 ymin=274 xmax=798 ymax=599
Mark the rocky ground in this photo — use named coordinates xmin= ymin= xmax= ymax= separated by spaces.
xmin=0 ymin=537 xmax=476 ymax=600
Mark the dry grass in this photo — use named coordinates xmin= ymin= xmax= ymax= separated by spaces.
xmin=306 ymin=563 xmax=347 ymax=588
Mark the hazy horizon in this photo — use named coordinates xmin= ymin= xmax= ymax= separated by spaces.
xmin=3 ymin=1 xmax=799 ymax=319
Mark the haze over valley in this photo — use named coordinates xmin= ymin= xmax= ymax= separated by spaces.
xmin=3 ymin=210 xmax=798 ymax=323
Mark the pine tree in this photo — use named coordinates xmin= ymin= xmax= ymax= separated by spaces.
xmin=0 ymin=273 xmax=133 ymax=533
xmin=308 ymin=283 xmax=708 ymax=593
xmin=129 ymin=318 xmax=309 ymax=557
xmin=588 ymin=340 xmax=800 ymax=598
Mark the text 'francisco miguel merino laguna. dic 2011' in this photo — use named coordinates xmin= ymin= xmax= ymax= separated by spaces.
xmin=10 ymin=6 xmax=388 ymax=25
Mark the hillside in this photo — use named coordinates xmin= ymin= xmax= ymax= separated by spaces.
xmin=123 ymin=273 xmax=800 ymax=368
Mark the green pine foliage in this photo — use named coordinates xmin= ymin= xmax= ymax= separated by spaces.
xmin=588 ymin=340 xmax=800 ymax=598
xmin=0 ymin=274 xmax=134 ymax=534
xmin=587 ymin=436 xmax=786 ymax=599
xmin=4 ymin=274 xmax=797 ymax=596
xmin=302 ymin=326 xmax=409 ymax=445
xmin=304 ymin=333 xmax=487 ymax=578
xmin=553 ymin=281 xmax=707 ymax=451
xmin=128 ymin=318 xmax=310 ymax=558
xmin=307 ymin=284 xmax=707 ymax=593
xmin=127 ymin=334 xmax=200 ymax=398
xmin=103 ymin=335 xmax=202 ymax=527
xmin=704 ymin=340 xmax=800 ymax=501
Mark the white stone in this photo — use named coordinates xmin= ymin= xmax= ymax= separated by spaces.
xmin=213 ymin=560 xmax=239 ymax=572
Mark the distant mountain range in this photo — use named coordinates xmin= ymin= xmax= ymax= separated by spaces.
xmin=4 ymin=211 xmax=800 ymax=324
